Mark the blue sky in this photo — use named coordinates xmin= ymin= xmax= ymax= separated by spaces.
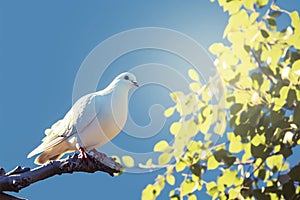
xmin=0 ymin=1 xmax=299 ymax=200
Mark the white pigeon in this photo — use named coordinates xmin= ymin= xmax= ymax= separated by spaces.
xmin=27 ymin=72 xmax=138 ymax=165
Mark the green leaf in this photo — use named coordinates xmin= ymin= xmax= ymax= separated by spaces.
xmin=154 ymin=140 xmax=171 ymax=152
xmin=122 ymin=156 xmax=134 ymax=167
xmin=190 ymin=163 xmax=202 ymax=178
xmin=158 ymin=153 xmax=172 ymax=165
xmin=188 ymin=69 xmax=200 ymax=81
xmin=282 ymin=181 xmax=296 ymax=200
xmin=253 ymin=189 xmax=271 ymax=200
xmin=270 ymin=11 xmax=282 ymax=18
xmin=287 ymin=89 xmax=296 ymax=107
xmin=279 ymin=144 xmax=292 ymax=158
xmin=293 ymin=103 xmax=300 ymax=126
xmin=223 ymin=155 xmax=236 ymax=167
xmin=260 ymin=29 xmax=269 ymax=38
xmin=214 ymin=149 xmax=228 ymax=162
xmin=230 ymin=103 xmax=243 ymax=115
xmin=267 ymin=17 xmax=276 ymax=30
xmin=234 ymin=123 xmax=251 ymax=138
xmin=258 ymin=169 xmax=267 ymax=180
xmin=288 ymin=165 xmax=300 ymax=181
xmin=251 ymin=144 xmax=271 ymax=159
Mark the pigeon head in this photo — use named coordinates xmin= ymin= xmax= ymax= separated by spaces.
xmin=103 ymin=72 xmax=138 ymax=93
xmin=115 ymin=72 xmax=138 ymax=88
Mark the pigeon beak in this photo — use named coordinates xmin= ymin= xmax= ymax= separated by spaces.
xmin=132 ymin=81 xmax=139 ymax=87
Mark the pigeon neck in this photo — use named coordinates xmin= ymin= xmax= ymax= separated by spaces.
xmin=100 ymin=80 xmax=119 ymax=95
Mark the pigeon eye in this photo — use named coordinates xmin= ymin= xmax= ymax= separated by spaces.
xmin=124 ymin=75 xmax=129 ymax=80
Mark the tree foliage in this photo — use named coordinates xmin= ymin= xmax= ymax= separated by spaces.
xmin=141 ymin=0 xmax=300 ymax=199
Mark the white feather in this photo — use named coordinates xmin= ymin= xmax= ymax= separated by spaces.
xmin=27 ymin=72 xmax=137 ymax=163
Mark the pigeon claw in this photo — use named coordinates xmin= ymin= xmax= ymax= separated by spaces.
xmin=78 ymin=147 xmax=93 ymax=161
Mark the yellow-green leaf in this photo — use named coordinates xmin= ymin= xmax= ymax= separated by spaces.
xmin=186 ymin=119 xmax=198 ymax=137
xmin=169 ymin=190 xmax=175 ymax=197
xmin=251 ymin=134 xmax=266 ymax=146
xmin=257 ymin=0 xmax=268 ymax=7
xmin=228 ymin=188 xmax=239 ymax=199
xmin=188 ymin=69 xmax=200 ymax=81
xmin=206 ymin=181 xmax=218 ymax=197
xmin=280 ymin=86 xmax=290 ymax=100
xmin=146 ymin=158 xmax=152 ymax=166
xmin=266 ymin=154 xmax=284 ymax=170
xmin=209 ymin=43 xmax=227 ymax=55
xmin=292 ymin=59 xmax=300 ymax=72
xmin=141 ymin=184 xmax=155 ymax=200
xmin=170 ymin=122 xmax=181 ymax=135
xmin=207 ymin=155 xmax=219 ymax=170
xmin=164 ymin=107 xmax=175 ymax=117
xmin=250 ymin=12 xmax=260 ymax=23
xmin=170 ymin=91 xmax=184 ymax=102
xmin=218 ymin=170 xmax=242 ymax=187
xmin=229 ymin=139 xmax=243 ymax=153
xmin=189 ymin=82 xmax=201 ymax=92
xmin=214 ymin=120 xmax=226 ymax=136
xmin=181 ymin=180 xmax=197 ymax=196
xmin=122 ymin=156 xmax=134 ymax=167
xmin=223 ymin=0 xmax=242 ymax=15
xmin=281 ymin=162 xmax=290 ymax=171
xmin=175 ymin=160 xmax=186 ymax=172
xmin=242 ymin=143 xmax=252 ymax=161
xmin=243 ymin=0 xmax=255 ymax=11
xmin=166 ymin=174 xmax=175 ymax=185
xmin=188 ymin=194 xmax=197 ymax=200
xmin=154 ymin=140 xmax=171 ymax=152
xmin=158 ymin=153 xmax=172 ymax=165
xmin=290 ymin=11 xmax=300 ymax=29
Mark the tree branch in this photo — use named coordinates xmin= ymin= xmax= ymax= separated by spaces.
xmin=0 ymin=154 xmax=123 ymax=199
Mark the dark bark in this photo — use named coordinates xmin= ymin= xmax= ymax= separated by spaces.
xmin=0 ymin=154 xmax=122 ymax=199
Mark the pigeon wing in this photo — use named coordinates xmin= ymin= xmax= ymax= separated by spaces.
xmin=27 ymin=92 xmax=103 ymax=158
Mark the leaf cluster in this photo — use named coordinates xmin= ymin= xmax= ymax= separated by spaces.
xmin=142 ymin=1 xmax=300 ymax=199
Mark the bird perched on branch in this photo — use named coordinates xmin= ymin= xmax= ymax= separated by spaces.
xmin=28 ymin=72 xmax=138 ymax=165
